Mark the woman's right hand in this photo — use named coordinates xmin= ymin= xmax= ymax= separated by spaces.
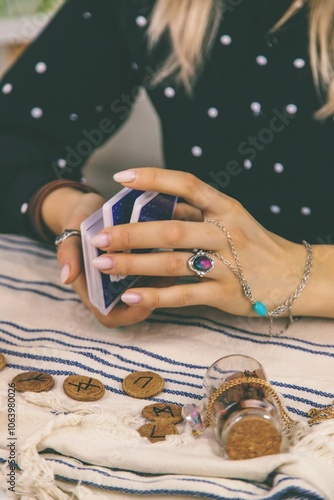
xmin=41 ymin=187 xmax=155 ymax=327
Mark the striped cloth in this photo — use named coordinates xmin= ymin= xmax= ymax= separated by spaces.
xmin=0 ymin=234 xmax=334 ymax=500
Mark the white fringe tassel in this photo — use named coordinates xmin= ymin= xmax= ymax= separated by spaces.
xmin=1 ymin=406 xmax=334 ymax=498
xmin=290 ymin=419 xmax=334 ymax=467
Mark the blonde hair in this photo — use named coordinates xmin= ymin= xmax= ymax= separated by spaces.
xmin=147 ymin=0 xmax=334 ymax=119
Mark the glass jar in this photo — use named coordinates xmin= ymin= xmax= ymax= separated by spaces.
xmin=203 ymin=354 xmax=283 ymax=460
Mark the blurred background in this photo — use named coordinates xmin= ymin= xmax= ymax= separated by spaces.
xmin=0 ymin=0 xmax=163 ymax=198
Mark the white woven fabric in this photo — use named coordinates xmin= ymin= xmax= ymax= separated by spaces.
xmin=0 ymin=234 xmax=334 ymax=500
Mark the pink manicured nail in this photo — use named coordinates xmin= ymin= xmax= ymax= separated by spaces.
xmin=90 ymin=233 xmax=110 ymax=247
xmin=60 ymin=264 xmax=70 ymax=284
xmin=121 ymin=292 xmax=142 ymax=305
xmin=113 ymin=169 xmax=137 ymax=183
xmin=92 ymin=256 xmax=114 ymax=270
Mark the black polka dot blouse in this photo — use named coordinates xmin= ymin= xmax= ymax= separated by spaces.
xmin=0 ymin=0 xmax=333 ymax=244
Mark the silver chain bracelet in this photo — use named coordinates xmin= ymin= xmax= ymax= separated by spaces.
xmin=204 ymin=219 xmax=313 ymax=336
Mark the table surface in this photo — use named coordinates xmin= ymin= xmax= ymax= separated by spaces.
xmin=0 ymin=233 xmax=333 ymax=500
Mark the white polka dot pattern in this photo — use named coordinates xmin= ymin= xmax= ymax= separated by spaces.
xmin=95 ymin=105 xmax=103 ymax=113
xmin=83 ymin=11 xmax=92 ymax=19
xmin=220 ymin=35 xmax=232 ymax=45
xmin=69 ymin=113 xmax=78 ymax=121
xmin=2 ymin=83 xmax=12 ymax=94
xmin=286 ymin=104 xmax=298 ymax=115
xmin=208 ymin=107 xmax=219 ymax=118
xmin=250 ymin=101 xmax=262 ymax=114
xmin=31 ymin=107 xmax=43 ymax=119
xmin=131 ymin=62 xmax=139 ymax=70
xmin=244 ymin=159 xmax=252 ymax=169
xmin=293 ymin=58 xmax=305 ymax=69
xmin=164 ymin=87 xmax=175 ymax=98
xmin=301 ymin=206 xmax=311 ymax=215
xmin=57 ymin=159 xmax=67 ymax=168
xmin=35 ymin=62 xmax=47 ymax=74
xmin=256 ymin=55 xmax=268 ymax=66
xmin=274 ymin=163 xmax=284 ymax=173
xmin=20 ymin=203 xmax=28 ymax=214
xmin=270 ymin=205 xmax=281 ymax=214
xmin=135 ymin=15 xmax=147 ymax=27
xmin=191 ymin=146 xmax=203 ymax=157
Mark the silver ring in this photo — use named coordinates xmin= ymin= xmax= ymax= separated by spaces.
xmin=55 ymin=229 xmax=81 ymax=247
xmin=188 ymin=250 xmax=215 ymax=277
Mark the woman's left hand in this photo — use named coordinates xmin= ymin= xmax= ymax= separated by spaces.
xmin=89 ymin=168 xmax=315 ymax=318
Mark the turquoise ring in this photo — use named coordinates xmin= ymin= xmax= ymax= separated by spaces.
xmin=188 ymin=250 xmax=215 ymax=278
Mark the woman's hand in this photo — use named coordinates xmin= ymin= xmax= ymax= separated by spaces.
xmin=88 ymin=167 xmax=334 ymax=321
xmin=41 ymin=186 xmax=157 ymax=327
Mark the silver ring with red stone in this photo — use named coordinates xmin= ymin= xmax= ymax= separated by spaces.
xmin=188 ymin=250 xmax=215 ymax=278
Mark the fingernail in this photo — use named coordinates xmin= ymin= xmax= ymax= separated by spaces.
xmin=90 ymin=233 xmax=110 ymax=247
xmin=113 ymin=169 xmax=137 ymax=183
xmin=60 ymin=264 xmax=71 ymax=284
xmin=92 ymin=256 xmax=114 ymax=270
xmin=121 ymin=292 xmax=142 ymax=305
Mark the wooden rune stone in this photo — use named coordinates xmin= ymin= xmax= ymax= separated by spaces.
xmin=12 ymin=371 xmax=54 ymax=393
xmin=0 ymin=353 xmax=7 ymax=371
xmin=138 ymin=422 xmax=178 ymax=443
xmin=142 ymin=403 xmax=184 ymax=424
xmin=122 ymin=371 xmax=164 ymax=399
xmin=63 ymin=374 xmax=105 ymax=401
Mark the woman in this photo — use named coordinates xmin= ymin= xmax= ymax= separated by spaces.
xmin=0 ymin=0 xmax=333 ymax=330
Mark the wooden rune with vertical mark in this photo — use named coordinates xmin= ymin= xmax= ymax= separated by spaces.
xmin=142 ymin=403 xmax=184 ymax=424
xmin=134 ymin=376 xmax=154 ymax=388
xmin=122 ymin=371 xmax=165 ymax=399
xmin=12 ymin=371 xmax=54 ymax=392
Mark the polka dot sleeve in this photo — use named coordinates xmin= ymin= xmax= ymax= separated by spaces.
xmin=0 ymin=0 xmax=137 ymax=236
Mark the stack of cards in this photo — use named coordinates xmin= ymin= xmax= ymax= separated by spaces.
xmin=81 ymin=189 xmax=178 ymax=315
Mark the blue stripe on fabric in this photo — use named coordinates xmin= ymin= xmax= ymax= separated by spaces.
xmin=0 ymin=332 xmax=205 ymax=376
xmin=3 ymin=356 xmax=202 ymax=400
xmin=0 ymin=274 xmax=75 ymax=294
xmin=0 ymin=282 xmax=80 ymax=302
xmin=4 ymin=370 xmax=192 ymax=405
xmin=112 ymin=353 xmax=203 ymax=380
xmin=271 ymin=381 xmax=334 ymax=399
xmin=172 ymin=477 xmax=263 ymax=495
xmin=0 ymin=242 xmax=56 ymax=259
xmin=46 ymin=459 xmax=266 ymax=497
xmin=285 ymin=406 xmax=308 ymax=418
xmin=50 ymin=474 xmax=328 ymax=500
xmin=78 ymin=352 xmax=202 ymax=390
xmin=153 ymin=310 xmax=334 ymax=350
xmin=0 ymin=356 xmax=314 ymax=410
xmin=280 ymin=393 xmax=327 ymax=407
xmin=273 ymin=475 xmax=325 ymax=498
xmin=54 ymin=478 xmax=253 ymax=499
xmin=0 ymin=235 xmax=55 ymax=252
xmin=0 ymin=328 xmax=204 ymax=381
xmin=46 ymin=457 xmax=265 ymax=494
xmin=0 ymin=328 xmax=203 ymax=380
xmin=146 ymin=317 xmax=334 ymax=359
xmin=0 ymin=322 xmax=206 ymax=369
xmin=0 ymin=336 xmax=323 ymax=401
xmin=1 ymin=326 xmax=331 ymax=402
